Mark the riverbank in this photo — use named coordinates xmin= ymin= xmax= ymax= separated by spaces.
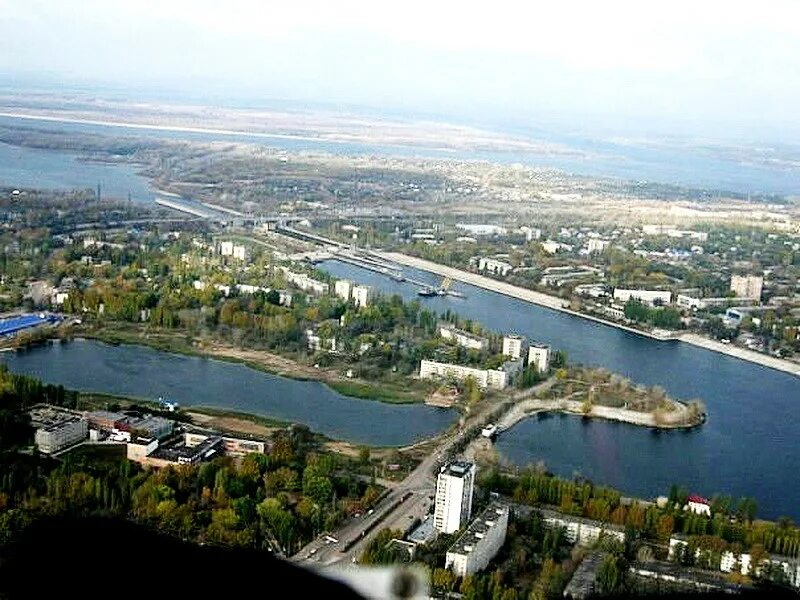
xmin=378 ymin=251 xmax=800 ymax=377
xmin=80 ymin=327 xmax=429 ymax=404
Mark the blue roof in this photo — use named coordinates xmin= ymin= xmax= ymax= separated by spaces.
xmin=0 ymin=314 xmax=61 ymax=336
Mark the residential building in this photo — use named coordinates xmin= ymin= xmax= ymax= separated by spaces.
xmin=502 ymin=334 xmax=527 ymax=360
xmin=445 ymin=502 xmax=509 ymax=576
xmin=528 ymin=343 xmax=551 ymax=373
xmin=456 ymin=223 xmax=507 ymax=236
xmin=730 ymin=274 xmax=763 ymax=300
xmin=587 ymin=238 xmax=611 ymax=254
xmin=440 ymin=325 xmax=487 ymax=351
xmin=334 ymin=279 xmax=353 ymax=301
xmin=540 ymin=508 xmax=626 ymax=546
xmin=613 ymin=288 xmax=672 ymax=306
xmin=519 ymin=226 xmax=542 ymax=241
xmin=351 ymin=284 xmax=372 ymax=308
xmin=434 ymin=460 xmax=476 ymax=533
xmin=419 ymin=359 xmax=517 ymax=390
xmin=541 ymin=240 xmax=572 ymax=254
xmin=219 ymin=241 xmax=234 ymax=256
xmin=563 ymin=552 xmax=606 ymax=599
xmin=232 ymin=245 xmax=247 ymax=261
xmin=476 ymin=257 xmax=513 ymax=277
xmin=281 ymin=268 xmax=330 ymax=295
xmin=686 ymin=494 xmax=711 ymax=516
xmin=29 ymin=405 xmax=88 ymax=454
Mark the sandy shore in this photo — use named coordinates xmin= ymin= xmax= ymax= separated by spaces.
xmin=379 ymin=251 xmax=800 ymax=377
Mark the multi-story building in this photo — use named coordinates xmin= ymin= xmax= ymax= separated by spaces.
xmin=334 ymin=279 xmax=352 ymax=301
xmin=730 ymin=274 xmax=763 ymax=300
xmin=440 ymin=325 xmax=487 ymax=351
xmin=502 ymin=334 xmax=527 ymax=361
xmin=445 ymin=502 xmax=509 ymax=577
xmin=434 ymin=460 xmax=476 ymax=534
xmin=351 ymin=285 xmax=372 ymax=308
xmin=476 ymin=257 xmax=513 ymax=277
xmin=587 ymin=239 xmax=611 ymax=254
xmin=219 ymin=241 xmax=234 ymax=256
xmin=528 ymin=343 xmax=551 ymax=373
xmin=419 ymin=359 xmax=519 ymax=390
xmin=540 ymin=508 xmax=626 ymax=546
xmin=281 ymin=268 xmax=330 ymax=295
xmin=232 ymin=245 xmax=247 ymax=261
xmin=29 ymin=405 xmax=88 ymax=454
xmin=613 ymin=288 xmax=672 ymax=306
xmin=306 ymin=328 xmax=337 ymax=352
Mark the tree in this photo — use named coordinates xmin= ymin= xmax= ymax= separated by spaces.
xmin=597 ymin=554 xmax=626 ymax=596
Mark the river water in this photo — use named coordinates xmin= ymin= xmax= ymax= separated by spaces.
xmin=0 ymin=339 xmax=455 ymax=447
xmin=1 ymin=114 xmax=799 ymax=195
xmin=318 ymin=260 xmax=800 ymax=520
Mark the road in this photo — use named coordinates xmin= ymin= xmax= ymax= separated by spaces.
xmin=291 ymin=377 xmax=556 ymax=567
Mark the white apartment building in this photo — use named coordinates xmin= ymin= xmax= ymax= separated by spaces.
xmin=528 ymin=343 xmax=551 ymax=373
xmin=219 ymin=241 xmax=234 ymax=256
xmin=476 ymin=257 xmax=513 ymax=277
xmin=446 ymin=503 xmax=509 ymax=577
xmin=419 ymin=359 xmax=519 ymax=390
xmin=281 ymin=268 xmax=330 ymax=295
xmin=587 ymin=239 xmax=611 ymax=254
xmin=434 ymin=461 xmax=476 ymax=534
xmin=334 ymin=279 xmax=353 ymax=301
xmin=232 ymin=245 xmax=247 ymax=261
xmin=502 ymin=334 xmax=527 ymax=360
xmin=440 ymin=325 xmax=487 ymax=351
xmin=351 ymin=284 xmax=372 ymax=307
xmin=613 ymin=288 xmax=672 ymax=306
xmin=730 ymin=274 xmax=763 ymax=300
xmin=540 ymin=508 xmax=626 ymax=547
xmin=306 ymin=329 xmax=337 ymax=353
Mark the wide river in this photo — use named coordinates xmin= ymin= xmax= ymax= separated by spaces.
xmin=319 ymin=261 xmax=800 ymax=520
xmin=0 ymin=339 xmax=455 ymax=447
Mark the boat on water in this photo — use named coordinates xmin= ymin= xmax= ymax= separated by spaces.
xmin=418 ymin=287 xmax=438 ymax=297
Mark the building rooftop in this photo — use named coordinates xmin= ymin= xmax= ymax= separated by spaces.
xmin=150 ymin=435 xmax=223 ymax=463
xmin=448 ymin=502 xmax=508 ymax=557
xmin=529 ymin=341 xmax=551 ymax=349
xmin=407 ymin=516 xmax=437 ymax=545
xmin=442 ymin=460 xmax=474 ymax=478
xmin=563 ymin=551 xmax=605 ymax=599
xmin=86 ymin=410 xmax=128 ymax=422
xmin=28 ymin=405 xmax=84 ymax=431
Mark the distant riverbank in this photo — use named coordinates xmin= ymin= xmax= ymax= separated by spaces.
xmin=379 ymin=251 xmax=800 ymax=378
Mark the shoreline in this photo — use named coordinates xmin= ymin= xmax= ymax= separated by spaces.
xmin=496 ymin=397 xmax=702 ymax=433
xmin=378 ymin=251 xmax=800 ymax=377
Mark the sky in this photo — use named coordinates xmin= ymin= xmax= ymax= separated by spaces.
xmin=2 ymin=0 xmax=800 ymax=141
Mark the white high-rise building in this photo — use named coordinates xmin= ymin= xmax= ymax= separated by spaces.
xmin=502 ymin=334 xmax=527 ymax=361
xmin=434 ymin=460 xmax=476 ymax=534
xmin=334 ymin=279 xmax=353 ymax=301
xmin=351 ymin=284 xmax=372 ymax=308
xmin=528 ymin=343 xmax=551 ymax=373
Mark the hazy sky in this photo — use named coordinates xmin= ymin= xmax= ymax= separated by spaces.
xmin=2 ymin=0 xmax=799 ymax=139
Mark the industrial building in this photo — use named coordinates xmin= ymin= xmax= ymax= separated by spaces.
xmin=29 ymin=405 xmax=88 ymax=454
xmin=434 ymin=460 xmax=475 ymax=534
xmin=445 ymin=502 xmax=509 ymax=577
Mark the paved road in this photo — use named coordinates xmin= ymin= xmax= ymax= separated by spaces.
xmin=291 ymin=377 xmax=556 ymax=567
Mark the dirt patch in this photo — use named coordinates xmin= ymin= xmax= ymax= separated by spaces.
xmin=186 ymin=411 xmax=278 ymax=438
